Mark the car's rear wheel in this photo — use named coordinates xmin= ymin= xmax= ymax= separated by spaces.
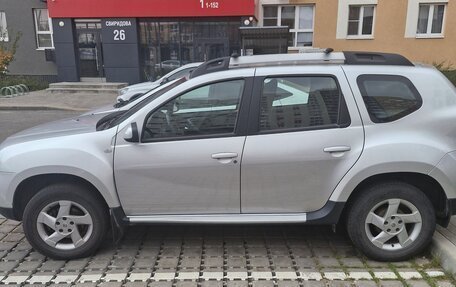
xmin=23 ymin=183 xmax=108 ymax=260
xmin=346 ymin=181 xmax=435 ymax=261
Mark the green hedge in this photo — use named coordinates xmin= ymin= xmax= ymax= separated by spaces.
xmin=0 ymin=75 xmax=49 ymax=91
xmin=442 ymin=70 xmax=456 ymax=86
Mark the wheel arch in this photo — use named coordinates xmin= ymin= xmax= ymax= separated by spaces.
xmin=13 ymin=173 xmax=111 ymax=221
xmin=340 ymin=172 xmax=450 ymax=226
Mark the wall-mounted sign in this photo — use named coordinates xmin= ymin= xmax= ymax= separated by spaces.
xmin=48 ymin=0 xmax=254 ymax=18
xmin=101 ymin=19 xmax=137 ymax=44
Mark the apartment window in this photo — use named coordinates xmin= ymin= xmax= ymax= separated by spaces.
xmin=347 ymin=5 xmax=375 ymax=37
xmin=263 ymin=5 xmax=314 ymax=47
xmin=0 ymin=12 xmax=8 ymax=42
xmin=34 ymin=9 xmax=54 ymax=49
xmin=417 ymin=4 xmax=446 ymax=36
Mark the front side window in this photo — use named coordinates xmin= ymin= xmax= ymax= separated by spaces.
xmin=263 ymin=5 xmax=314 ymax=47
xmin=357 ymin=75 xmax=422 ymax=123
xmin=417 ymin=4 xmax=446 ymax=36
xmin=347 ymin=5 xmax=375 ymax=37
xmin=143 ymin=80 xmax=245 ymax=141
xmin=34 ymin=9 xmax=54 ymax=49
xmin=259 ymin=77 xmax=349 ymax=131
xmin=0 ymin=11 xmax=8 ymax=42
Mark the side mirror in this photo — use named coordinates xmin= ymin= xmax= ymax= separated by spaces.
xmin=160 ymin=77 xmax=169 ymax=85
xmin=124 ymin=122 xmax=140 ymax=143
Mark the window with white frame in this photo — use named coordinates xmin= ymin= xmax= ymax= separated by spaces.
xmin=416 ymin=3 xmax=446 ymax=36
xmin=347 ymin=5 xmax=375 ymax=37
xmin=33 ymin=9 xmax=54 ymax=49
xmin=263 ymin=5 xmax=314 ymax=47
xmin=0 ymin=11 xmax=8 ymax=42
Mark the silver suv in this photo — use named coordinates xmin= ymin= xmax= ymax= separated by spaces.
xmin=1 ymin=51 xmax=455 ymax=261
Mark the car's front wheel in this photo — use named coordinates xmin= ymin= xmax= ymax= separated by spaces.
xmin=23 ymin=183 xmax=108 ymax=260
xmin=346 ymin=181 xmax=436 ymax=261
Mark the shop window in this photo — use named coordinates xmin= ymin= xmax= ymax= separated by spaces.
xmin=262 ymin=5 xmax=314 ymax=47
xmin=33 ymin=9 xmax=54 ymax=49
xmin=347 ymin=5 xmax=375 ymax=37
xmin=0 ymin=12 xmax=8 ymax=42
xmin=139 ymin=19 xmax=240 ymax=82
xmin=416 ymin=4 xmax=446 ymax=37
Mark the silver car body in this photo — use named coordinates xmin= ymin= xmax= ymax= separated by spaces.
xmin=1 ymin=53 xmax=456 ymax=224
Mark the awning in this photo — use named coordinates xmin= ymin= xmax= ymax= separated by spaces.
xmin=48 ymin=0 xmax=255 ymax=18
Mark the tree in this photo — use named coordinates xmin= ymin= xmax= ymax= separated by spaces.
xmin=0 ymin=32 xmax=21 ymax=77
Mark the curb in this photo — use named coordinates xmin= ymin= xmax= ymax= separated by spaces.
xmin=431 ymin=230 xmax=456 ymax=275
xmin=0 ymin=106 xmax=87 ymax=112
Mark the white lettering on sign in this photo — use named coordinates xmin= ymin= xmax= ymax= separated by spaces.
xmin=113 ymin=30 xmax=126 ymax=41
xmin=199 ymin=0 xmax=220 ymax=9
xmin=106 ymin=20 xmax=132 ymax=27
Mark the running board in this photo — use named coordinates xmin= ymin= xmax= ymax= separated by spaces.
xmin=128 ymin=213 xmax=307 ymax=224
xmin=126 ymin=201 xmax=345 ymax=225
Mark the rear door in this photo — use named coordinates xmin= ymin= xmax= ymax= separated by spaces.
xmin=241 ymin=66 xmax=364 ymax=213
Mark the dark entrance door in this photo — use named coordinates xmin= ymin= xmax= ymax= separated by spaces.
xmin=76 ymin=22 xmax=104 ymax=78
xmin=194 ymin=39 xmax=229 ymax=62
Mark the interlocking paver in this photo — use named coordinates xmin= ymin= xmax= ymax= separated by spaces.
xmin=148 ymin=282 xmax=173 ymax=287
xmin=4 ymin=250 xmax=29 ymax=261
xmin=354 ymin=280 xmax=377 ymax=287
xmin=200 ymin=281 xmax=223 ymax=287
xmin=407 ymin=281 xmax=432 ymax=287
xmin=200 ymin=271 xmax=223 ymax=280
xmin=379 ymin=280 xmax=404 ymax=287
xmin=0 ymin=220 xmax=452 ymax=286
xmin=397 ymin=270 xmax=422 ymax=280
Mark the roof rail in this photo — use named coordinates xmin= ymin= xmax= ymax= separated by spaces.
xmin=343 ymin=52 xmax=414 ymax=66
xmin=190 ymin=51 xmax=414 ymax=79
xmin=190 ymin=52 xmax=344 ymax=79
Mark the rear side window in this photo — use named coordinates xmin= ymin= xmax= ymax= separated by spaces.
xmin=357 ymin=75 xmax=422 ymax=123
xmin=259 ymin=76 xmax=350 ymax=131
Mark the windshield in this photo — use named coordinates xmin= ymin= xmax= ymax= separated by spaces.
xmin=99 ymin=77 xmax=187 ymax=130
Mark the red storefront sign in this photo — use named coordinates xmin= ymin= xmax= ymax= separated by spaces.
xmin=48 ymin=0 xmax=255 ymax=18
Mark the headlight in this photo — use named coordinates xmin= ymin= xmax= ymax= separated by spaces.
xmin=119 ymin=88 xmax=129 ymax=96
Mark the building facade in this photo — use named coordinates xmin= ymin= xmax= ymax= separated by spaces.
xmin=1 ymin=0 xmax=455 ymax=85
xmin=258 ymin=0 xmax=456 ymax=66
xmin=47 ymin=0 xmax=255 ymax=84
xmin=0 ymin=0 xmax=58 ymax=81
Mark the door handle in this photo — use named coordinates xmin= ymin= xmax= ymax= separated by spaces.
xmin=323 ymin=146 xmax=351 ymax=153
xmin=211 ymin=153 xmax=238 ymax=160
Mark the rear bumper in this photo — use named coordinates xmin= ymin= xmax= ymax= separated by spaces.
xmin=449 ymin=198 xmax=456 ymax=216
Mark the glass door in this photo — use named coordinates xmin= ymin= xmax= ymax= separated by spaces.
xmin=76 ymin=21 xmax=104 ymax=79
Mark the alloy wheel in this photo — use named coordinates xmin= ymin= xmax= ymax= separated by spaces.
xmin=364 ymin=198 xmax=422 ymax=250
xmin=36 ymin=200 xmax=94 ymax=250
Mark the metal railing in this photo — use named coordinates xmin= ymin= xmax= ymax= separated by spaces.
xmin=0 ymin=84 xmax=29 ymax=98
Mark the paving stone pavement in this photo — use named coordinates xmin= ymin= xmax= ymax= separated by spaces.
xmin=0 ymin=217 xmax=454 ymax=287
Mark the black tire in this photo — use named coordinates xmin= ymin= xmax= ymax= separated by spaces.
xmin=346 ymin=181 xmax=436 ymax=261
xmin=23 ymin=183 xmax=109 ymax=260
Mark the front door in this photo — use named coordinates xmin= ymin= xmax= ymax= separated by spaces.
xmin=77 ymin=22 xmax=104 ymax=78
xmin=241 ymin=68 xmax=365 ymax=213
xmin=114 ymin=77 xmax=252 ymax=216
